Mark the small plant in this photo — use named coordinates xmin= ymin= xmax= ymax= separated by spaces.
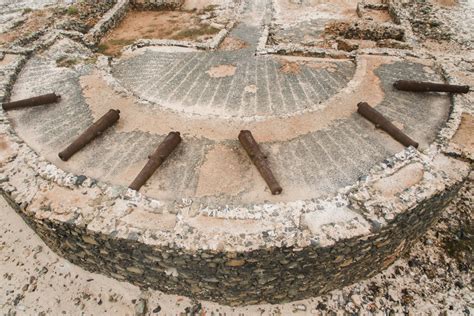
xmin=84 ymin=56 xmax=98 ymax=65
xmin=56 ymin=56 xmax=79 ymax=68
xmin=172 ymin=25 xmax=219 ymax=41
xmin=108 ymin=39 xmax=135 ymax=46
xmin=67 ymin=6 xmax=79 ymax=15
xmin=12 ymin=19 xmax=25 ymax=29
xmin=203 ymin=5 xmax=219 ymax=12
xmin=22 ymin=8 xmax=33 ymax=15
xmin=97 ymin=44 xmax=109 ymax=54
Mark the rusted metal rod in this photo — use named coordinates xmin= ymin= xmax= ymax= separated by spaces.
xmin=129 ymin=132 xmax=182 ymax=191
xmin=393 ymin=80 xmax=470 ymax=94
xmin=2 ymin=93 xmax=61 ymax=111
xmin=357 ymin=102 xmax=418 ymax=148
xmin=239 ymin=130 xmax=282 ymax=195
xmin=58 ymin=109 xmax=120 ymax=161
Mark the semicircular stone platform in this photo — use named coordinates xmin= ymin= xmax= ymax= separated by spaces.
xmin=112 ymin=49 xmax=356 ymax=118
xmin=0 ymin=0 xmax=471 ymax=307
xmin=5 ymin=38 xmax=452 ymax=207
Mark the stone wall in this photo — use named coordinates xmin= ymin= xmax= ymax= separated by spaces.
xmin=84 ymin=0 xmax=130 ymax=46
xmin=130 ymin=0 xmax=184 ymax=10
xmin=0 ymin=178 xmax=464 ymax=305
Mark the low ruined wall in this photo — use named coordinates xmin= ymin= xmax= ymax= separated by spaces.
xmin=83 ymin=0 xmax=187 ymax=47
xmin=0 ymin=180 xmax=463 ymax=305
xmin=130 ymin=0 xmax=185 ymax=10
xmin=84 ymin=0 xmax=130 ymax=46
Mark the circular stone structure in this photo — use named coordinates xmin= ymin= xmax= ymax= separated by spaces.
xmin=0 ymin=0 xmax=471 ymax=306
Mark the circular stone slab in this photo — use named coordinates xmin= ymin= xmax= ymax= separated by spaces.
xmin=0 ymin=35 xmax=470 ymax=306
xmin=8 ymin=40 xmax=450 ymax=207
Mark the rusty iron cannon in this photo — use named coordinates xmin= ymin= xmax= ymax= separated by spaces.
xmin=59 ymin=109 xmax=120 ymax=161
xmin=239 ymin=130 xmax=282 ymax=195
xmin=357 ymin=102 xmax=419 ymax=148
xmin=393 ymin=80 xmax=470 ymax=94
xmin=2 ymin=93 xmax=61 ymax=111
xmin=129 ymin=131 xmax=182 ymax=191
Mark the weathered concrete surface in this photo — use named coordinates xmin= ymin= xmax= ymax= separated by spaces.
xmin=7 ymin=38 xmax=450 ymax=206
xmin=112 ymin=51 xmax=356 ymax=118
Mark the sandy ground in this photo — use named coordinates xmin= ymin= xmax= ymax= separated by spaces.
xmin=183 ymin=0 xmax=227 ymax=10
xmin=99 ymin=10 xmax=219 ymax=56
xmin=1 ymin=175 xmax=472 ymax=315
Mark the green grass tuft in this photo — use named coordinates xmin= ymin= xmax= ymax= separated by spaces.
xmin=67 ymin=6 xmax=79 ymax=15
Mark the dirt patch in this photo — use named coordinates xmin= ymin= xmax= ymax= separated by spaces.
xmin=273 ymin=0 xmax=359 ymax=25
xmin=0 ymin=54 xmax=18 ymax=66
xmin=421 ymin=39 xmax=464 ymax=54
xmin=363 ymin=9 xmax=392 ymax=23
xmin=183 ymin=0 xmax=224 ymax=10
xmin=434 ymin=0 xmax=458 ymax=6
xmin=373 ymin=163 xmax=424 ymax=198
xmin=244 ymin=85 xmax=258 ymax=93
xmin=279 ymin=60 xmax=301 ymax=74
xmin=206 ymin=64 xmax=236 ymax=78
xmin=451 ymin=113 xmax=474 ymax=156
xmin=195 ymin=145 xmax=255 ymax=197
xmin=219 ymin=36 xmax=248 ymax=51
xmin=99 ymin=10 xmax=219 ymax=56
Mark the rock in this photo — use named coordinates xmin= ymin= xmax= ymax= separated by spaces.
xmin=75 ymin=175 xmax=87 ymax=186
xmin=134 ymin=298 xmax=147 ymax=316
xmin=226 ymin=259 xmax=246 ymax=267
xmin=210 ymin=22 xmax=225 ymax=30
xmin=377 ymin=39 xmax=411 ymax=49
xmin=337 ymin=38 xmax=359 ymax=52
xmin=185 ymin=303 xmax=202 ymax=314
xmin=126 ymin=266 xmax=144 ymax=274
xmin=351 ymin=294 xmax=362 ymax=306
xmin=293 ymin=303 xmax=307 ymax=311
xmin=13 ymin=294 xmax=24 ymax=306
xmin=387 ymin=289 xmax=399 ymax=302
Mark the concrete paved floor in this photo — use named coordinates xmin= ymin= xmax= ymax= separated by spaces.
xmin=8 ymin=43 xmax=451 ymax=205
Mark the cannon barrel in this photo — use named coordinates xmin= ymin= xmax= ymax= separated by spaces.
xmin=393 ymin=80 xmax=470 ymax=94
xmin=239 ymin=130 xmax=282 ymax=195
xmin=58 ymin=109 xmax=120 ymax=161
xmin=2 ymin=93 xmax=61 ymax=111
xmin=129 ymin=132 xmax=182 ymax=191
xmin=357 ymin=102 xmax=418 ymax=148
